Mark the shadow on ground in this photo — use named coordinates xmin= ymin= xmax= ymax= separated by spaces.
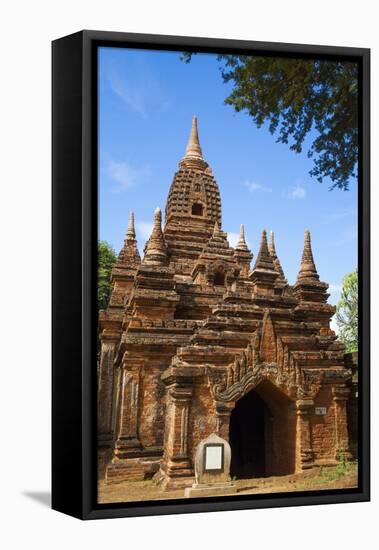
xmin=22 ymin=491 xmax=51 ymax=507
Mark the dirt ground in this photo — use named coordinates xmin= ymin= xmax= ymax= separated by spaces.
xmin=98 ymin=463 xmax=358 ymax=504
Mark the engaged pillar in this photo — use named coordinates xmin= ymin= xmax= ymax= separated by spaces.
xmin=97 ymin=337 xmax=118 ymax=447
xmin=114 ymin=361 xmax=142 ymax=458
xmin=296 ymin=398 xmax=314 ymax=471
xmin=332 ymin=385 xmax=352 ymax=461
xmin=162 ymin=381 xmax=193 ymax=487
xmin=215 ymin=401 xmax=234 ymax=441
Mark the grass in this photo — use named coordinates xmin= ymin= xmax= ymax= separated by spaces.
xmin=98 ymin=460 xmax=358 ymax=503
xmin=294 ymin=460 xmax=358 ymax=491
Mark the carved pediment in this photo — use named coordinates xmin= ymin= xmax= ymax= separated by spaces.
xmin=203 ymin=305 xmax=353 ymax=404
xmin=207 ymin=326 xmax=289 ymax=402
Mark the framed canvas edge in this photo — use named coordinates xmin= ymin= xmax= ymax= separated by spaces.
xmin=52 ymin=31 xmax=85 ymax=520
xmin=52 ymin=29 xmax=370 ymax=520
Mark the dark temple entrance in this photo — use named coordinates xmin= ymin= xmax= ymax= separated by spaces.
xmin=229 ymin=382 xmax=296 ymax=479
xmin=229 ymin=390 xmax=269 ymax=478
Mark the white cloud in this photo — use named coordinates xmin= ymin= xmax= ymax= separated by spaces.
xmin=106 ymin=65 xmax=171 ymax=119
xmin=329 ymin=283 xmax=342 ymax=293
xmin=227 ymin=231 xmax=250 ymax=249
xmin=328 ymin=284 xmax=342 ymax=307
xmin=330 ymin=314 xmax=340 ymax=335
xmin=227 ymin=232 xmax=240 ymax=248
xmin=244 ymin=180 xmax=272 ymax=193
xmin=108 ymin=72 xmax=148 ymax=119
xmin=135 ymin=220 xmax=154 ymax=257
xmin=289 ymin=184 xmax=306 ymax=199
xmin=107 ymin=160 xmax=150 ymax=191
xmin=136 ymin=221 xmax=154 ymax=241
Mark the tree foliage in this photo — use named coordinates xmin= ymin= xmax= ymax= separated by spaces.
xmin=98 ymin=240 xmax=116 ymax=311
xmin=182 ymin=53 xmax=358 ymax=190
xmin=336 ymin=269 xmax=358 ymax=353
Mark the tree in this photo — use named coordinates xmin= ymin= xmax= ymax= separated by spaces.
xmin=98 ymin=240 xmax=116 ymax=311
xmin=182 ymin=54 xmax=358 ymax=190
xmin=336 ymin=269 xmax=358 ymax=352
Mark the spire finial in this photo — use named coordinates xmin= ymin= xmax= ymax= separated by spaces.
xmin=297 ymin=229 xmax=319 ymax=281
xmin=236 ymin=224 xmax=249 ymax=251
xmin=268 ymin=230 xmax=287 ymax=282
xmin=117 ymin=209 xmax=141 ymax=265
xmin=179 ymin=115 xmax=208 ymax=170
xmin=126 ymin=210 xmax=136 ymax=240
xmin=268 ymin=230 xmax=276 ymax=255
xmin=143 ymin=207 xmax=168 ymax=265
xmin=184 ymin=115 xmax=203 ymax=160
xmin=154 ymin=207 xmax=162 ymax=225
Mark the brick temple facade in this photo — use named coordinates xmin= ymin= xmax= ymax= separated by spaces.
xmin=98 ymin=116 xmax=357 ymax=488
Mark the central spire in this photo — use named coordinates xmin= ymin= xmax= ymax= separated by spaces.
xmin=185 ymin=115 xmax=203 ymax=160
xmin=180 ymin=115 xmax=208 ymax=170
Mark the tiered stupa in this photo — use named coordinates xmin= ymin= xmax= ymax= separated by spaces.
xmin=98 ymin=116 xmax=357 ymax=488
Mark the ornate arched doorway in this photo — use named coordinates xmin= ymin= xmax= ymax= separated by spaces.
xmin=229 ymin=380 xmax=296 ymax=479
xmin=229 ymin=390 xmax=268 ymax=478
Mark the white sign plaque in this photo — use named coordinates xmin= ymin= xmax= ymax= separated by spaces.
xmin=204 ymin=444 xmax=223 ymax=471
xmin=315 ymin=406 xmax=327 ymax=416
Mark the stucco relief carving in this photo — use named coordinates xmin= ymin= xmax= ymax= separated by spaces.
xmin=207 ymin=327 xmax=352 ymax=404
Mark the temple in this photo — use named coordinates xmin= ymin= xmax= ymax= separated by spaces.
xmin=98 ymin=116 xmax=357 ymax=489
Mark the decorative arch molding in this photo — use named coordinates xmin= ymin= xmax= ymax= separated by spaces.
xmin=208 ymin=362 xmax=294 ymax=404
xmin=206 ymin=318 xmax=352 ymax=406
xmin=206 ymin=323 xmax=292 ymax=403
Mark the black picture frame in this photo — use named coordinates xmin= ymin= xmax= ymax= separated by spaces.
xmin=52 ymin=30 xmax=370 ymax=520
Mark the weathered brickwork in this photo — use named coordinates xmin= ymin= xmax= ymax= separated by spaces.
xmin=310 ymin=386 xmax=337 ymax=461
xmin=98 ymin=116 xmax=357 ymax=489
xmin=188 ymin=380 xmax=218 ymax=463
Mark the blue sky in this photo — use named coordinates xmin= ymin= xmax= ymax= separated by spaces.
xmin=98 ymin=47 xmax=358 ymax=324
